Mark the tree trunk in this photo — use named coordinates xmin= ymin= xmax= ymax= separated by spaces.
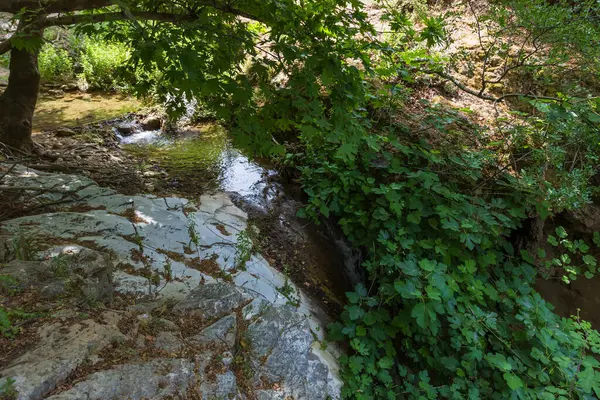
xmin=0 ymin=41 xmax=41 ymax=151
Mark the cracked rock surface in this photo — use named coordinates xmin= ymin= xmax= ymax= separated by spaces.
xmin=0 ymin=164 xmax=342 ymax=399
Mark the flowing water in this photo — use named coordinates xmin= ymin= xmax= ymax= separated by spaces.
xmin=119 ymin=123 xmax=362 ymax=311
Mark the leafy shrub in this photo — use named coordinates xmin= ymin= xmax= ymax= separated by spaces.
xmin=78 ymin=39 xmax=129 ymax=91
xmin=38 ymin=44 xmax=73 ymax=84
xmin=299 ymin=121 xmax=600 ymax=398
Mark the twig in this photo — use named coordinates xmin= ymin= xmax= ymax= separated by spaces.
xmin=24 ymin=164 xmax=103 ymax=172
xmin=0 ymin=163 xmax=17 ymax=183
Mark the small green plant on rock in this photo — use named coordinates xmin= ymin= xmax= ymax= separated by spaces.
xmin=0 ymin=307 xmax=36 ymax=339
xmin=277 ymin=265 xmax=300 ymax=307
xmin=187 ymin=213 xmax=200 ymax=248
xmin=50 ymin=253 xmax=71 ymax=278
xmin=234 ymin=230 xmax=253 ymax=270
xmin=0 ymin=377 xmax=18 ymax=400
xmin=162 ymin=259 xmax=173 ymax=282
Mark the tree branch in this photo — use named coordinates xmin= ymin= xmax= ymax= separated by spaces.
xmin=1 ymin=0 xmax=264 ymax=23
xmin=0 ymin=1 xmax=266 ymax=53
xmin=420 ymin=68 xmax=561 ymax=103
xmin=41 ymin=6 xmax=264 ymax=28
xmin=0 ymin=37 xmax=10 ymax=55
xmin=43 ymin=11 xmax=197 ymax=27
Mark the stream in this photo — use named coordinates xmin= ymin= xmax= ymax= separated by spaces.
xmin=117 ymin=122 xmax=363 ymax=313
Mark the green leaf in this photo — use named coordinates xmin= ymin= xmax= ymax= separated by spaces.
xmin=594 ymin=232 xmax=600 ymax=247
xmin=547 ymin=235 xmax=559 ymax=246
xmin=578 ymin=367 xmax=595 ymax=392
xmin=419 ymin=259 xmax=437 ymax=272
xmin=356 ymin=325 xmax=367 ymax=337
xmin=350 ymin=338 xmax=370 ymax=356
xmin=503 ymin=372 xmax=524 ymax=390
xmin=394 ymin=280 xmax=421 ymax=299
xmin=486 ymin=353 xmax=512 ymax=372
xmin=425 ymin=285 xmax=441 ymax=301
xmin=347 ymin=292 xmax=361 ymax=304
xmin=555 ymin=226 xmax=568 ymax=239
xmin=377 ymin=356 xmax=394 ymax=370
xmin=399 ymin=259 xmax=420 ymax=276
xmin=583 ymin=255 xmax=597 ymax=267
xmin=348 ymin=355 xmax=364 ymax=373
xmin=373 ymin=207 xmax=390 ymax=221
xmin=335 ymin=143 xmax=358 ymax=162
xmin=347 ymin=305 xmax=364 ymax=321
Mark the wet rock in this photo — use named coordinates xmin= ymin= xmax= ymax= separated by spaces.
xmin=60 ymin=84 xmax=78 ymax=92
xmin=46 ymin=89 xmax=65 ymax=97
xmin=55 ymin=128 xmax=77 ymax=137
xmin=0 ymin=313 xmax=124 ymax=399
xmin=116 ymin=123 xmax=135 ymax=135
xmin=0 ymin=164 xmax=343 ymax=399
xmin=140 ymin=115 xmax=162 ymax=131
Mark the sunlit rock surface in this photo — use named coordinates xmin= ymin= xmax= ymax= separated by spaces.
xmin=0 ymin=164 xmax=341 ymax=400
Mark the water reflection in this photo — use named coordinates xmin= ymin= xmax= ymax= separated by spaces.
xmin=120 ymin=124 xmax=274 ymax=200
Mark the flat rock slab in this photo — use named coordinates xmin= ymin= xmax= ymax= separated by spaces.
xmin=0 ymin=165 xmax=342 ymax=399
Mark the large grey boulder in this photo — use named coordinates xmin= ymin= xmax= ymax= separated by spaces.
xmin=190 ymin=313 xmax=237 ymax=349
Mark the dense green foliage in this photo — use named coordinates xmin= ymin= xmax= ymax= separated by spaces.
xmin=78 ymin=39 xmax=129 ymax=90
xmin=37 ymin=32 xmax=128 ymax=90
xmin=38 ymin=44 xmax=73 ymax=83
xmin=304 ymin=109 xmax=600 ymax=398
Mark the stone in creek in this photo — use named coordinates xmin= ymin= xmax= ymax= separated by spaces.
xmin=140 ymin=115 xmax=162 ymax=131
xmin=116 ymin=123 xmax=136 ymax=135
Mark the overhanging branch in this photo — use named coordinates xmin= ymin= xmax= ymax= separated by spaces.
xmin=43 ymin=11 xmax=197 ymax=27
xmin=41 ymin=5 xmax=265 ymax=28
xmin=0 ymin=0 xmax=265 ymax=23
